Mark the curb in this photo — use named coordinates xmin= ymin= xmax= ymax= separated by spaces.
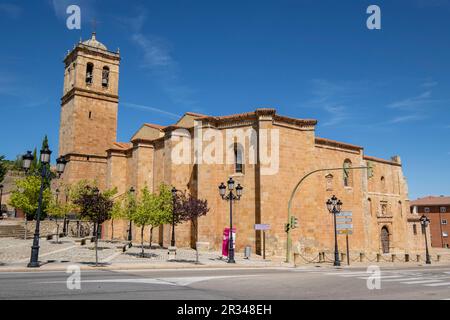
xmin=0 ymin=262 xmax=290 ymax=273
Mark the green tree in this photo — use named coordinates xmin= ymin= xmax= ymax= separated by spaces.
xmin=148 ymin=184 xmax=173 ymax=249
xmin=110 ymin=198 xmax=124 ymax=241
xmin=123 ymin=190 xmax=137 ymax=240
xmin=8 ymin=175 xmax=52 ymax=220
xmin=73 ymin=186 xmax=113 ymax=266
xmin=133 ymin=187 xmax=154 ymax=257
xmin=47 ymin=196 xmax=74 ymax=243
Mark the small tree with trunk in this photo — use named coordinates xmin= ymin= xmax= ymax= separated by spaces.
xmin=148 ymin=184 xmax=172 ymax=249
xmin=132 ymin=187 xmax=154 ymax=257
xmin=178 ymin=193 xmax=210 ymax=248
xmin=47 ymin=198 xmax=74 ymax=243
xmin=123 ymin=190 xmax=137 ymax=240
xmin=110 ymin=199 xmax=123 ymax=241
xmin=73 ymin=186 xmax=113 ymax=266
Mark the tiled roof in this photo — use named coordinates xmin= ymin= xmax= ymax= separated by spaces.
xmin=184 ymin=112 xmax=208 ymax=118
xmin=109 ymin=142 xmax=132 ymax=150
xmin=410 ymin=196 xmax=450 ymax=206
xmin=143 ymin=123 xmax=166 ymax=130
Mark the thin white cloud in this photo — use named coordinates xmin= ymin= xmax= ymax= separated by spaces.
xmin=421 ymin=80 xmax=438 ymax=88
xmin=305 ymin=79 xmax=361 ymax=126
xmin=388 ymin=114 xmax=423 ymax=124
xmin=321 ymin=105 xmax=348 ymax=127
xmin=119 ymin=11 xmax=197 ymax=108
xmin=388 ymin=91 xmax=434 ymax=109
xmin=0 ymin=3 xmax=22 ymax=19
xmin=122 ymin=102 xmax=181 ymax=119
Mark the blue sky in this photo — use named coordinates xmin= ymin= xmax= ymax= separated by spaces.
xmin=0 ymin=0 xmax=449 ymax=199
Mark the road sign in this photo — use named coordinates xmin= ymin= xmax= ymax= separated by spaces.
xmin=336 ymin=217 xmax=352 ymax=223
xmin=338 ymin=230 xmax=353 ymax=235
xmin=336 ymin=211 xmax=352 ymax=217
xmin=336 ymin=224 xmax=353 ymax=230
xmin=254 ymin=224 xmax=270 ymax=231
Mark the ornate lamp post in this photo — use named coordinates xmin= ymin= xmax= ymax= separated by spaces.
xmin=55 ymin=157 xmax=67 ymax=235
xmin=171 ymin=187 xmax=178 ymax=247
xmin=128 ymin=187 xmax=135 ymax=242
xmin=24 ymin=146 xmax=60 ymax=268
xmin=420 ymin=214 xmax=431 ymax=264
xmin=218 ymin=178 xmax=243 ymax=263
xmin=0 ymin=184 xmax=3 ymax=217
xmin=326 ymin=195 xmax=343 ymax=267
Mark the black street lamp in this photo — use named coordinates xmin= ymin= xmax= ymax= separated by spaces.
xmin=0 ymin=184 xmax=4 ymax=217
xmin=63 ymin=191 xmax=69 ymax=236
xmin=56 ymin=156 xmax=67 ymax=177
xmin=22 ymin=151 xmax=34 ymax=172
xmin=24 ymin=146 xmax=57 ymax=268
xmin=420 ymin=214 xmax=431 ymax=264
xmin=171 ymin=187 xmax=178 ymax=247
xmin=218 ymin=177 xmax=243 ymax=263
xmin=128 ymin=187 xmax=135 ymax=242
xmin=326 ymin=195 xmax=343 ymax=267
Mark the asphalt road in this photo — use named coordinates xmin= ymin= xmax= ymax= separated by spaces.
xmin=1 ymin=265 xmax=450 ymax=300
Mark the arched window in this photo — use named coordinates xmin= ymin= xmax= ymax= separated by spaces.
xmin=86 ymin=62 xmax=94 ymax=85
xmin=368 ymin=198 xmax=372 ymax=216
xmin=398 ymin=201 xmax=402 ymax=216
xmin=234 ymin=143 xmax=244 ymax=173
xmin=102 ymin=66 xmax=110 ymax=87
xmin=343 ymin=159 xmax=353 ymax=187
xmin=381 ymin=176 xmax=386 ymax=192
xmin=325 ymin=174 xmax=334 ymax=191
xmin=413 ymin=224 xmax=417 ymax=235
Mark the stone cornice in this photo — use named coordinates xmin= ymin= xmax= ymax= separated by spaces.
xmin=197 ymin=109 xmax=317 ymax=130
xmin=61 ymin=87 xmax=119 ymax=105
xmin=64 ymin=45 xmax=120 ymax=66
xmin=63 ymin=153 xmax=108 ymax=162
xmin=363 ymin=155 xmax=402 ymax=167
xmin=315 ymin=137 xmax=363 ymax=151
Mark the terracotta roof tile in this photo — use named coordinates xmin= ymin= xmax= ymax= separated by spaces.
xmin=110 ymin=142 xmax=132 ymax=150
xmin=410 ymin=196 xmax=450 ymax=206
xmin=144 ymin=123 xmax=166 ymax=130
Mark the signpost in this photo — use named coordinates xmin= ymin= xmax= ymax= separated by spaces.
xmin=255 ymin=224 xmax=270 ymax=259
xmin=336 ymin=211 xmax=352 ymax=265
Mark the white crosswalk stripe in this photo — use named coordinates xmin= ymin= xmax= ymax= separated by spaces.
xmin=317 ymin=268 xmax=450 ymax=289
xmin=425 ymin=282 xmax=450 ymax=287
xmin=401 ymin=279 xmax=443 ymax=284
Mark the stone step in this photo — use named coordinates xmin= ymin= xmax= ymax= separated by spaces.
xmin=0 ymin=225 xmax=27 ymax=238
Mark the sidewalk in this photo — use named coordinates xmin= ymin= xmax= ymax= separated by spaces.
xmin=1 ymin=236 xmax=450 ymax=273
xmin=0 ymin=236 xmax=286 ymax=272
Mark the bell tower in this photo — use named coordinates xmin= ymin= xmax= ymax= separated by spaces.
xmin=58 ymin=33 xmax=120 ymax=189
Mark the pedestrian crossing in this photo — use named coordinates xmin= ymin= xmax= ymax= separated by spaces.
xmin=321 ymin=269 xmax=450 ymax=289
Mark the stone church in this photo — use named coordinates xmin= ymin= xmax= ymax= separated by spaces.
xmin=58 ymin=33 xmax=425 ymax=258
